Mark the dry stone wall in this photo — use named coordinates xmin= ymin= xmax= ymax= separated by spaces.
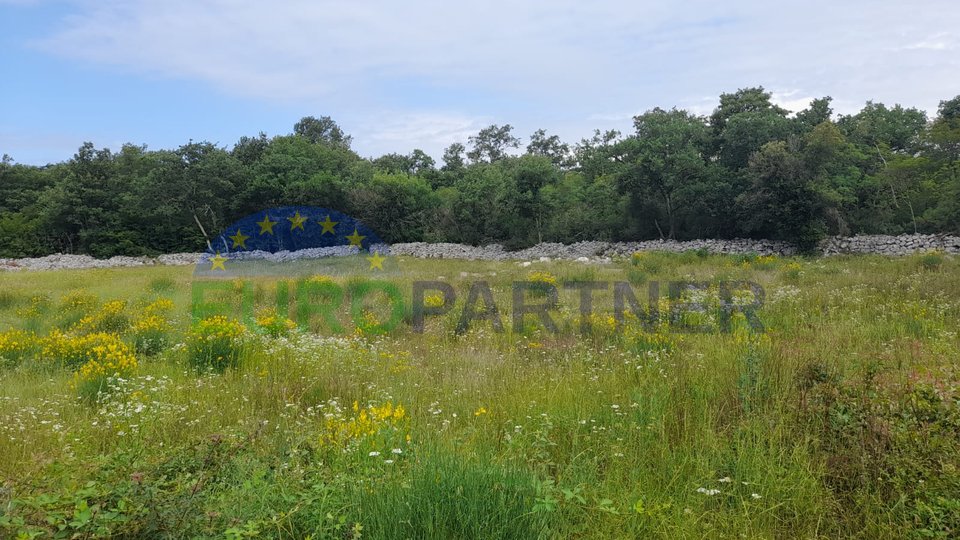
xmin=1 ymin=234 xmax=958 ymax=271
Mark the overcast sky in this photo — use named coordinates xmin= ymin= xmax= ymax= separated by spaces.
xmin=2 ymin=0 xmax=959 ymax=165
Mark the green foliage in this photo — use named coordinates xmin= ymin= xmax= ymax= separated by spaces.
xmin=1 ymin=257 xmax=960 ymax=537
xmin=186 ymin=316 xmax=248 ymax=372
xmin=2 ymin=93 xmax=960 ymax=258
xmin=357 ymin=451 xmax=547 ymax=539
xmin=801 ymin=370 xmax=960 ymax=538
xmin=917 ymin=250 xmax=945 ymax=271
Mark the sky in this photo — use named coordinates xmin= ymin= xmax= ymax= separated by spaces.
xmin=1 ymin=0 xmax=959 ymax=165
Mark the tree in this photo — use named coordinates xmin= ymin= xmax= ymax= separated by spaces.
xmin=508 ymin=155 xmax=560 ymax=244
xmin=737 ymin=141 xmax=826 ymax=250
xmin=467 ymin=124 xmax=520 ymax=163
xmin=710 ymin=86 xmax=788 ymax=137
xmin=541 ymin=172 xmax=626 ymax=241
xmin=795 ymin=97 xmax=834 ymax=133
xmin=837 ymin=102 xmax=927 ymax=154
xmin=347 ymin=173 xmax=436 ymax=242
xmin=130 ymin=142 xmax=246 ymax=253
xmin=441 ymin=143 xmax=466 ymax=172
xmin=526 ymin=129 xmax=570 ymax=167
xmin=372 ymin=149 xmax=435 ymax=175
xmin=293 ymin=116 xmax=352 ymax=148
xmin=927 ymin=95 xmax=960 ymax=161
xmin=40 ymin=143 xmax=123 ymax=255
xmin=574 ymin=129 xmax=623 ymax=179
xmin=936 ymin=95 xmax=960 ymax=122
xmin=233 ymin=132 xmax=270 ymax=166
xmin=617 ymin=108 xmax=712 ymax=239
xmin=922 ymin=95 xmax=960 ymax=232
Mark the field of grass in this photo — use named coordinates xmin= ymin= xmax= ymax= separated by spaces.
xmin=0 ymin=251 xmax=958 ymax=539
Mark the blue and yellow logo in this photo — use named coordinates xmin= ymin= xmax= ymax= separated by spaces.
xmin=193 ymin=206 xmax=391 ymax=278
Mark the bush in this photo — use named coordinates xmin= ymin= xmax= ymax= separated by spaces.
xmin=72 ymin=336 xmax=138 ymax=401
xmin=356 ymin=450 xmax=547 ymax=539
xmin=187 ymin=316 xmax=248 ymax=372
xmin=73 ymin=300 xmax=129 ymax=334
xmin=254 ymin=310 xmax=297 ymax=338
xmin=0 ymin=329 xmax=37 ymax=367
xmin=781 ymin=261 xmax=803 ymax=281
xmin=131 ymin=315 xmax=169 ymax=355
xmin=41 ymin=331 xmax=133 ymax=370
xmin=917 ymin=250 xmax=945 ymax=271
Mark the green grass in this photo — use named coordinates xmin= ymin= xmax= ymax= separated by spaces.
xmin=0 ymin=253 xmax=958 ymax=538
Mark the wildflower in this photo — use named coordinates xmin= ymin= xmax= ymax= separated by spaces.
xmin=254 ymin=309 xmax=297 ymax=338
xmin=143 ymin=297 xmax=175 ymax=315
xmin=319 ymin=401 xmax=409 ymax=449
xmin=186 ymin=316 xmax=247 ymax=372
xmin=73 ymin=300 xmax=129 ymax=334
xmin=527 ymin=271 xmax=558 ymax=287
xmin=696 ymin=487 xmax=721 ymax=496
xmin=368 ymin=451 xmax=381 ymax=457
xmin=391 ymin=448 xmax=403 ymax=454
xmin=424 ymin=293 xmax=446 ymax=309
xmin=131 ymin=314 xmax=170 ymax=355
xmin=718 ymin=477 xmax=732 ymax=483
xmin=474 ymin=407 xmax=488 ymax=416
xmin=0 ymin=329 xmax=36 ymax=366
xmin=307 ymin=274 xmax=336 ymax=285
xmin=60 ymin=290 xmax=99 ymax=311
xmin=751 ymin=493 xmax=762 ymax=499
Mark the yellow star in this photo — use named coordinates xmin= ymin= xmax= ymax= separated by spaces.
xmin=257 ymin=214 xmax=277 ymax=235
xmin=288 ymin=211 xmax=307 ymax=231
xmin=345 ymin=228 xmax=366 ymax=247
xmin=210 ymin=252 xmax=227 ymax=271
xmin=367 ymin=251 xmax=386 ymax=271
xmin=228 ymin=229 xmax=249 ymax=249
xmin=318 ymin=215 xmax=338 ymax=235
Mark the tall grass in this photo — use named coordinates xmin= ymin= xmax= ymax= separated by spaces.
xmin=0 ymin=253 xmax=957 ymax=538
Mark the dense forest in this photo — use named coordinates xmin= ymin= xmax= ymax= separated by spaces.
xmin=2 ymin=87 xmax=959 ymax=257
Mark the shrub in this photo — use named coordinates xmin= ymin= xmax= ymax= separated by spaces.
xmin=254 ymin=310 xmax=297 ymax=338
xmin=71 ymin=336 xmax=138 ymax=401
xmin=917 ymin=250 xmax=945 ymax=271
xmin=781 ymin=261 xmax=803 ymax=281
xmin=631 ymin=252 xmax=663 ymax=274
xmin=131 ymin=315 xmax=169 ymax=355
xmin=41 ymin=331 xmax=133 ymax=369
xmin=187 ymin=316 xmax=248 ymax=372
xmin=73 ymin=300 xmax=129 ymax=334
xmin=143 ymin=298 xmax=174 ymax=315
xmin=526 ymin=271 xmax=558 ymax=296
xmin=752 ymin=254 xmax=779 ymax=271
xmin=0 ymin=289 xmax=19 ymax=310
xmin=148 ymin=275 xmax=175 ymax=292
xmin=320 ymin=400 xmax=409 ymax=451
xmin=0 ymin=329 xmax=37 ymax=367
xmin=626 ymin=267 xmax=647 ymax=286
xmin=356 ymin=450 xmax=546 ymax=539
xmin=16 ymin=294 xmax=50 ymax=331
xmin=59 ymin=289 xmax=99 ymax=311
xmin=423 ymin=293 xmax=445 ymax=309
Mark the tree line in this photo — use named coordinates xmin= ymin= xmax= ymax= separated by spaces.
xmin=2 ymin=87 xmax=959 ymax=257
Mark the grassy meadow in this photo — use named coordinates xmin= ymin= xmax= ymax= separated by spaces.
xmin=0 ymin=251 xmax=958 ymax=539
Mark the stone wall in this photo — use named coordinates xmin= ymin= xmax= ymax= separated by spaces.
xmin=818 ymin=234 xmax=960 ymax=256
xmin=1 ymin=234 xmax=957 ymax=271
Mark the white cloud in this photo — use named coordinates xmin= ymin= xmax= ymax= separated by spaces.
xmin=352 ymin=111 xmax=488 ymax=158
xmin=771 ymin=90 xmax=815 ymax=115
xmin=902 ymin=32 xmax=955 ymax=51
xmin=24 ymin=0 xmax=960 ymax=157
